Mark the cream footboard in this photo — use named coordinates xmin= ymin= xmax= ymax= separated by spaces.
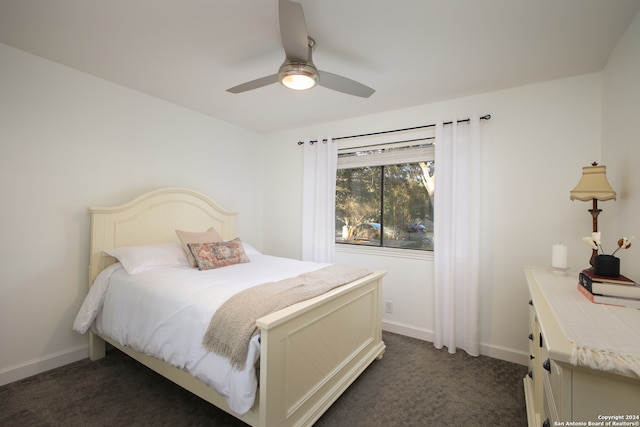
xmin=86 ymin=188 xmax=386 ymax=427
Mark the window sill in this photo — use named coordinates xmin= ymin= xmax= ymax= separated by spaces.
xmin=336 ymin=244 xmax=433 ymax=261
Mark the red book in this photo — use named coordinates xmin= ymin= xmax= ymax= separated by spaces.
xmin=580 ymin=269 xmax=636 ymax=285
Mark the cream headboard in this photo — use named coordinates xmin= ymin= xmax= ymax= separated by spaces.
xmin=88 ymin=187 xmax=237 ymax=284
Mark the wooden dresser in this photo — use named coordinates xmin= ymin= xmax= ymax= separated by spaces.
xmin=523 ymin=266 xmax=640 ymax=427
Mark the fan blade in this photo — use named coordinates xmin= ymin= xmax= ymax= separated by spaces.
xmin=226 ymin=74 xmax=279 ymax=94
xmin=318 ymin=71 xmax=375 ymax=98
xmin=279 ymin=0 xmax=309 ymax=62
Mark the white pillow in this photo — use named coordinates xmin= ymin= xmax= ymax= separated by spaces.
xmin=103 ymin=243 xmax=189 ymax=275
xmin=241 ymin=242 xmax=261 ymax=256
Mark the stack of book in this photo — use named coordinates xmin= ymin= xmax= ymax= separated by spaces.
xmin=577 ymin=269 xmax=640 ymax=309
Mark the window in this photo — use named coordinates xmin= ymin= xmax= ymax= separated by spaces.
xmin=335 ymin=139 xmax=435 ymax=251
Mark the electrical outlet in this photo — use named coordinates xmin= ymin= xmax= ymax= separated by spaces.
xmin=385 ymin=301 xmax=393 ymax=314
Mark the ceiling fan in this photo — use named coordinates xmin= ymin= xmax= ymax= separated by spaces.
xmin=226 ymin=0 xmax=375 ymax=98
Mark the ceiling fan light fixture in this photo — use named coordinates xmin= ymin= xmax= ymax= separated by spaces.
xmin=226 ymin=2 xmax=374 ymax=97
xmin=278 ymin=62 xmax=318 ymax=91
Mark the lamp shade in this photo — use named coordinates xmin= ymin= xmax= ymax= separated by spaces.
xmin=569 ymin=164 xmax=616 ymax=201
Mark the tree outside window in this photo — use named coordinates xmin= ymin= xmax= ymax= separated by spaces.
xmin=336 ymin=160 xmax=434 ymax=251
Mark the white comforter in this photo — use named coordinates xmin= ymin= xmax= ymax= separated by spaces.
xmin=73 ymin=252 xmax=327 ymax=415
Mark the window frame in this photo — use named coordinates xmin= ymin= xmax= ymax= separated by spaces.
xmin=335 ymin=136 xmax=435 ymax=254
xmin=336 ymin=237 xmax=434 ymax=260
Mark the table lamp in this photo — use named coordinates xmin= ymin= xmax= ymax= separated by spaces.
xmin=570 ymin=162 xmax=616 ymax=266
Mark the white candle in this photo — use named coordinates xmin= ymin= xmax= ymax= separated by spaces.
xmin=552 ymin=244 xmax=568 ymax=269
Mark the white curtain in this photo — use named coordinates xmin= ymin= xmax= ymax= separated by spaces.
xmin=433 ymin=115 xmax=482 ymax=356
xmin=302 ymin=138 xmax=338 ymax=263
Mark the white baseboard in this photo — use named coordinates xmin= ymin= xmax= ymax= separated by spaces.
xmin=479 ymin=343 xmax=529 ymax=366
xmin=0 ymin=345 xmax=89 ymax=386
xmin=382 ymin=319 xmax=528 ymax=366
xmin=382 ymin=319 xmax=433 ymax=342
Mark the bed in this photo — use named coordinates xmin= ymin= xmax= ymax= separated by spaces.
xmin=76 ymin=187 xmax=386 ymax=427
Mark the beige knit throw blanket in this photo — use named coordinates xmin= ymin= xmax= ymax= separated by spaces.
xmin=202 ymin=264 xmax=372 ymax=371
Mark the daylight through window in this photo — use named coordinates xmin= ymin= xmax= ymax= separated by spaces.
xmin=335 ymin=135 xmax=435 ymax=251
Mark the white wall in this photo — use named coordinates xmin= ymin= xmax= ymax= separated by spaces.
xmin=2 ymin=6 xmax=637 ymax=384
xmin=602 ymin=8 xmax=640 ymax=280
xmin=263 ymin=73 xmax=603 ymax=364
xmin=0 ymin=43 xmax=265 ymax=385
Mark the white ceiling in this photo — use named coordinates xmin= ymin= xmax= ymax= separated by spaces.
xmin=1 ymin=0 xmax=638 ymax=134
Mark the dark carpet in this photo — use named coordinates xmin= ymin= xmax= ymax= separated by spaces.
xmin=0 ymin=332 xmax=527 ymax=426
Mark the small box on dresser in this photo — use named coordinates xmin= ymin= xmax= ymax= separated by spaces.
xmin=523 ymin=266 xmax=640 ymax=427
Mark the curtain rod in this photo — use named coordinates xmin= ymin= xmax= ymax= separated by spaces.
xmin=297 ymin=114 xmax=491 ymax=145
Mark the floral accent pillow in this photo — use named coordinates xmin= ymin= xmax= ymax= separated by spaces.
xmin=187 ymin=238 xmax=250 ymax=270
